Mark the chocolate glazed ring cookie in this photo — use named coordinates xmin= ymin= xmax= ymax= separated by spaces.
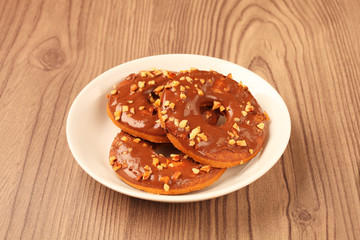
xmin=158 ymin=69 xmax=269 ymax=168
xmin=109 ymin=131 xmax=226 ymax=195
xmin=107 ymin=69 xmax=175 ymax=143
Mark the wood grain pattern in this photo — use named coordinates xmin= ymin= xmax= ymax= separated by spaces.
xmin=0 ymin=0 xmax=359 ymax=239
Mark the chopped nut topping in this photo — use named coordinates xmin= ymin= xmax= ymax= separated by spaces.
xmin=109 ymin=156 xmax=117 ymax=164
xmin=162 ymin=70 xmax=169 ymax=77
xmin=163 ymin=100 xmax=170 ymax=107
xmin=133 ymin=138 xmax=141 ymax=143
xmin=138 ymin=81 xmax=145 ymax=88
xmin=227 ymin=73 xmax=233 ymax=79
xmin=241 ymin=111 xmax=248 ymax=117
xmin=197 ymin=88 xmax=204 ymax=96
xmin=220 ymin=106 xmax=225 ymax=112
xmin=121 ymin=136 xmax=128 ymax=142
xmin=246 ymin=120 xmax=250 ymax=125
xmin=168 ymin=163 xmax=174 ymax=167
xmin=234 ymin=117 xmax=240 ymax=122
xmin=200 ymin=79 xmax=205 ymax=84
xmin=161 ymin=163 xmax=167 ymax=168
xmin=144 ymin=165 xmax=151 ymax=171
xmin=172 ymin=171 xmax=182 ymax=180
xmin=169 ymin=102 xmax=175 ymax=109
xmin=192 ymin=168 xmax=200 ymax=174
xmin=228 ymin=131 xmax=234 ymax=138
xmin=130 ymin=84 xmax=138 ymax=92
xmin=170 ymin=154 xmax=181 ymax=161
xmin=130 ymin=108 xmax=135 ymax=114
xmin=197 ymin=133 xmax=208 ymax=141
xmin=148 ymin=80 xmax=155 ymax=85
xmin=228 ymin=139 xmax=236 ymax=145
xmin=179 ymin=120 xmax=188 ymax=128
xmin=189 ymin=140 xmax=195 ymax=146
xmin=154 ymin=99 xmax=161 ymax=107
xmin=236 ymin=140 xmax=247 ymax=146
xmin=160 ymin=176 xmax=170 ymax=184
xmin=140 ymin=71 xmax=147 ymax=77
xmin=190 ymin=67 xmax=198 ymax=71
xmin=154 ymin=85 xmax=164 ymax=93
xmin=154 ymin=70 xmax=162 ymax=76
xmin=127 ymin=100 xmax=133 ymax=103
xmin=113 ymin=164 xmax=122 ymax=171
xmin=161 ymin=114 xmax=168 ymax=122
xmin=257 ymin=122 xmax=265 ymax=129
xmin=245 ymin=105 xmax=254 ymax=112
xmin=163 ymin=183 xmax=170 ymax=192
xmin=135 ymin=174 xmax=142 ymax=181
xmin=185 ymin=126 xmax=190 ymax=131
xmin=264 ymin=111 xmax=270 ymax=121
xmin=161 ymin=110 xmax=167 ymax=115
xmin=171 ymin=81 xmax=180 ymax=87
xmin=128 ymin=148 xmax=133 ymax=152
xmin=233 ymin=123 xmax=240 ymax=131
xmin=180 ymin=92 xmax=187 ymax=99
xmin=184 ymin=155 xmax=189 ymax=159
xmin=200 ymin=165 xmax=211 ymax=172
xmin=157 ymin=165 xmax=163 ymax=170
xmin=212 ymin=101 xmax=221 ymax=110
xmin=122 ymin=105 xmax=129 ymax=112
xmin=180 ymin=85 xmax=186 ymax=92
xmin=139 ymin=106 xmax=145 ymax=110
xmin=152 ymin=158 xmax=159 ymax=167
xmin=121 ymin=151 xmax=128 ymax=155
xmin=186 ymin=76 xmax=193 ymax=82
xmin=249 ymin=149 xmax=254 ymax=154
xmin=180 ymin=76 xmax=185 ymax=81
xmin=189 ymin=126 xmax=201 ymax=140
xmin=111 ymin=89 xmax=117 ymax=95
xmin=174 ymin=119 xmax=179 ymax=127
xmin=142 ymin=171 xmax=152 ymax=180
xmin=114 ymin=111 xmax=121 ymax=120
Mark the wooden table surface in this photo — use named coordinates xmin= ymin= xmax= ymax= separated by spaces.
xmin=1 ymin=0 xmax=359 ymax=239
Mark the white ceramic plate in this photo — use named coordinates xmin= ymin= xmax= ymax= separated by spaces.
xmin=66 ymin=54 xmax=291 ymax=203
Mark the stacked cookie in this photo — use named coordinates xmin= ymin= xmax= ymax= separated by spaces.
xmin=107 ymin=68 xmax=269 ymax=195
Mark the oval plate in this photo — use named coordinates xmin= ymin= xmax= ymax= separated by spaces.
xmin=66 ymin=54 xmax=291 ymax=202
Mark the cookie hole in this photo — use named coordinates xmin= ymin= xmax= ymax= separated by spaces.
xmin=200 ymin=104 xmax=226 ymax=126
xmin=215 ymin=114 xmax=227 ymax=126
xmin=154 ymin=144 xmax=182 ymax=157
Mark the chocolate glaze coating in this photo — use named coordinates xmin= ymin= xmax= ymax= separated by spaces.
xmin=109 ymin=131 xmax=225 ymax=194
xmin=107 ymin=70 xmax=174 ymax=142
xmin=159 ymin=70 xmax=269 ymax=168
